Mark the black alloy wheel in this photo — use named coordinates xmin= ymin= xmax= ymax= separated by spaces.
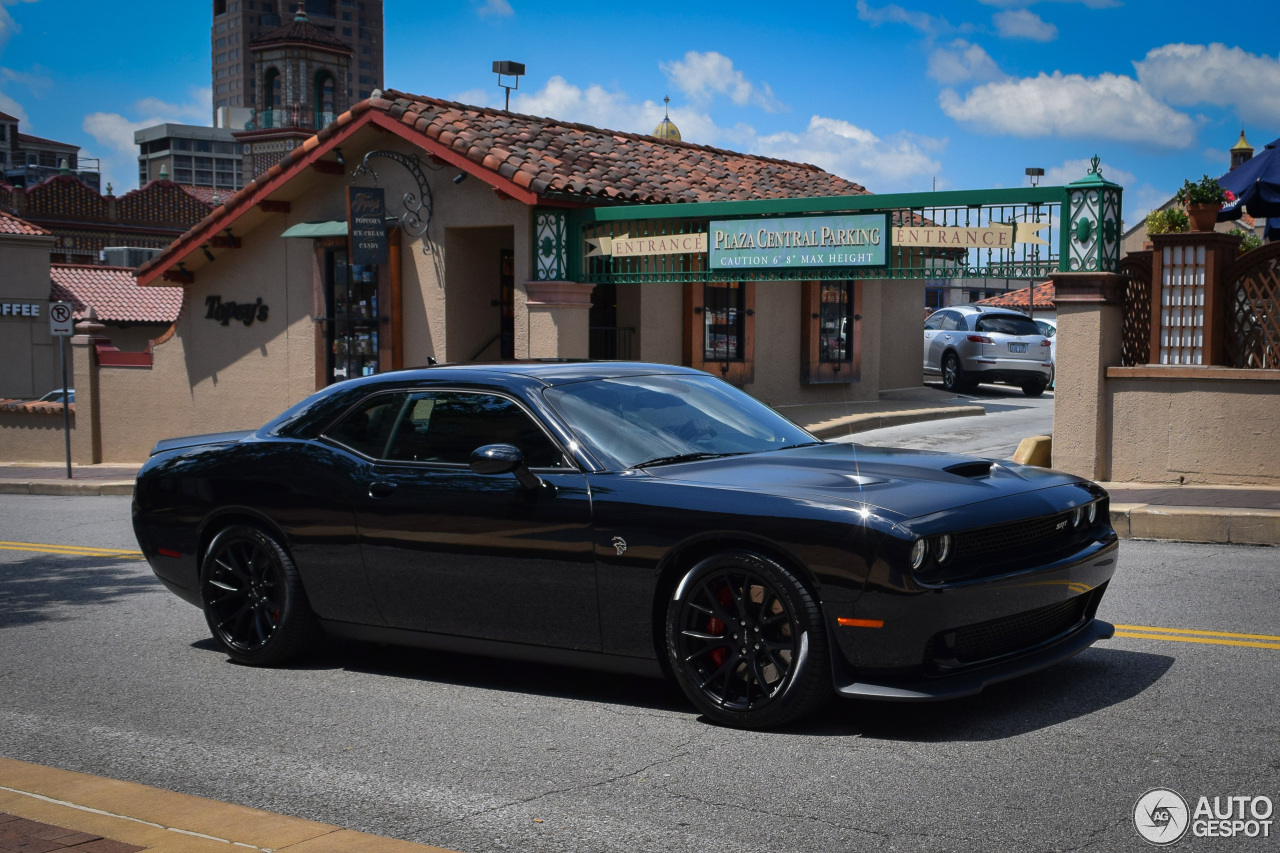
xmin=942 ymin=353 xmax=966 ymax=393
xmin=666 ymin=551 xmax=830 ymax=728
xmin=200 ymin=524 xmax=317 ymax=666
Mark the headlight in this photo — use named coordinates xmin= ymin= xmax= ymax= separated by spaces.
xmin=909 ymin=539 xmax=928 ymax=569
xmin=1072 ymin=506 xmax=1085 ymax=528
xmin=1086 ymin=500 xmax=1098 ymax=525
xmin=934 ymin=534 xmax=953 ymax=564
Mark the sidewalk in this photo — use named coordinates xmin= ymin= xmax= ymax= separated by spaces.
xmin=1102 ymin=482 xmax=1280 ymax=546
xmin=0 ymin=757 xmax=458 ymax=853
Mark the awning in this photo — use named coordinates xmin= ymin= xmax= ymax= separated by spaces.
xmin=280 ymin=221 xmax=348 ymax=239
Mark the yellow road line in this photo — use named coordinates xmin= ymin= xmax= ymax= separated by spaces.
xmin=1115 ymin=631 xmax=1280 ymax=651
xmin=1115 ymin=623 xmax=1280 ymax=643
xmin=0 ymin=540 xmax=142 ymax=559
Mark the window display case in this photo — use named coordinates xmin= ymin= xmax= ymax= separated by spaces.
xmin=324 ymin=248 xmax=380 ymax=385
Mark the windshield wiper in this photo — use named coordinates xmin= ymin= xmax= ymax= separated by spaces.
xmin=780 ymin=441 xmax=824 ymax=450
xmin=631 ymin=452 xmax=746 ymax=469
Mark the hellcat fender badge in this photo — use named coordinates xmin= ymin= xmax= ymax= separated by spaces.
xmin=611 ymin=536 xmax=627 ymax=555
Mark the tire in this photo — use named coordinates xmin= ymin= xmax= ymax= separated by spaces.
xmin=1022 ymin=380 xmax=1048 ymax=398
xmin=665 ymin=550 xmax=831 ymax=728
xmin=200 ymin=524 xmax=318 ymax=666
xmin=941 ymin=352 xmax=967 ymax=393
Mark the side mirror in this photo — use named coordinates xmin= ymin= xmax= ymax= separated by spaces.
xmin=469 ymin=444 xmax=542 ymax=490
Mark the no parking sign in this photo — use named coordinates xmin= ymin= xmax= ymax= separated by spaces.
xmin=49 ymin=302 xmax=74 ymax=336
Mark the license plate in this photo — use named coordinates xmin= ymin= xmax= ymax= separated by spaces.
xmin=1009 ymin=343 xmax=1028 ymax=353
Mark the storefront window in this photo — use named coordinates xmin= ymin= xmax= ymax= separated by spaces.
xmin=683 ymin=281 xmax=755 ymax=385
xmin=703 ymin=281 xmax=744 ymax=361
xmin=802 ymin=280 xmax=860 ymax=384
xmin=324 ymin=248 xmax=380 ymax=384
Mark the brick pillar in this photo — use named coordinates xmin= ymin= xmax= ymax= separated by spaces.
xmin=1049 ymin=272 xmax=1126 ymax=481
xmin=70 ymin=315 xmax=106 ymax=465
xmin=523 ymin=281 xmax=595 ymax=359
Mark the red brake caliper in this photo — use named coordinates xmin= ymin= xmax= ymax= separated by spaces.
xmin=707 ymin=583 xmax=734 ymax=667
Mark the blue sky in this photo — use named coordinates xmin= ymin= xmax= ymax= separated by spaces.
xmin=1 ymin=0 xmax=1276 ymax=226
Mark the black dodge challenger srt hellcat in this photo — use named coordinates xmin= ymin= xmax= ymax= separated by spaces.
xmin=133 ymin=361 xmax=1117 ymax=728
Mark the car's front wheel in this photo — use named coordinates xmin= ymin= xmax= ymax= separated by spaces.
xmin=200 ymin=524 xmax=318 ymax=666
xmin=665 ymin=551 xmax=831 ymax=728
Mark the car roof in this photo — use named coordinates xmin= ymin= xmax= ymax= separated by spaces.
xmin=942 ymin=304 xmax=1030 ymax=317
xmin=372 ymin=360 xmax=707 ymax=387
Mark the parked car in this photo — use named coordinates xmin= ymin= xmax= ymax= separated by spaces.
xmin=1036 ymin=317 xmax=1058 ymax=387
xmin=924 ymin=305 xmax=1053 ymax=396
xmin=133 ymin=361 xmax=1116 ymax=729
xmin=35 ymin=388 xmax=75 ymax=404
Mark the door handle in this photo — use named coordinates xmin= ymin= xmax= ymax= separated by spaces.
xmin=368 ymin=481 xmax=398 ymax=498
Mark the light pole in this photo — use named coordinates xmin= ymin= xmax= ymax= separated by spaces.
xmin=492 ymin=61 xmax=525 ymax=111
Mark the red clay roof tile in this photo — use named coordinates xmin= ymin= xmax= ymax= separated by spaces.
xmin=0 ymin=210 xmax=52 ymax=236
xmin=977 ymin=281 xmax=1056 ymax=311
xmin=49 ymin=264 xmax=181 ymax=324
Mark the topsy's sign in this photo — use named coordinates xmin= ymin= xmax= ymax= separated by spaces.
xmin=709 ymin=214 xmax=886 ymax=270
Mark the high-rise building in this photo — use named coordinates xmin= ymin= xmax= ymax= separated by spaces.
xmin=211 ymin=0 xmax=383 ymax=122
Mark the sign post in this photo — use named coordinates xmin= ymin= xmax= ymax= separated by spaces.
xmin=49 ymin=302 xmax=75 ymax=479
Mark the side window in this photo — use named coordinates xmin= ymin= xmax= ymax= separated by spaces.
xmin=938 ymin=311 xmax=963 ymax=332
xmin=325 ymin=392 xmax=408 ymax=458
xmin=384 ymin=392 xmax=568 ymax=468
xmin=924 ymin=312 xmax=946 ymax=331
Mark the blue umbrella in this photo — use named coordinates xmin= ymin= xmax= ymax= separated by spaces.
xmin=1218 ymin=136 xmax=1280 ymax=240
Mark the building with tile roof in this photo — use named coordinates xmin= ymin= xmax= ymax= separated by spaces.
xmin=976 ymin=281 xmax=1056 ymax=315
xmin=50 ymin=264 xmax=182 ymax=326
xmin=38 ymin=89 xmax=938 ymax=463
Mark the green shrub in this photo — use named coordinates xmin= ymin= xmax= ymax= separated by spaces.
xmin=1146 ymin=207 xmax=1190 ymax=235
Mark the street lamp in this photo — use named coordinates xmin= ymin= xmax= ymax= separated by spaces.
xmin=493 ymin=61 xmax=525 ymax=111
xmin=1026 ymin=167 xmax=1045 ymax=187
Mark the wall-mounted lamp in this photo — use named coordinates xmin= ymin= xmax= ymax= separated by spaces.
xmin=201 ymin=245 xmax=216 ymax=262
xmin=335 ymin=147 xmax=345 ymax=167
xmin=1025 ymin=167 xmax=1045 ymax=187
xmin=453 ymin=172 xmax=468 ymax=185
xmin=492 ymin=60 xmax=525 ymax=111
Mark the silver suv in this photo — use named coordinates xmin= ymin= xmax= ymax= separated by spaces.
xmin=924 ymin=305 xmax=1052 ymax=397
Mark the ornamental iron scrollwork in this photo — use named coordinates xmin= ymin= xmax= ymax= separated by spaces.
xmin=351 ymin=150 xmax=435 ymax=254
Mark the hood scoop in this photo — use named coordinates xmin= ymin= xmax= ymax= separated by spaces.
xmin=944 ymin=460 xmax=993 ymax=479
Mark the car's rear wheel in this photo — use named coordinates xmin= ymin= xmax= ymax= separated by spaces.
xmin=941 ymin=352 xmax=968 ymax=393
xmin=200 ymin=524 xmax=317 ymax=666
xmin=1022 ymin=379 xmax=1048 ymax=397
xmin=665 ymin=551 xmax=830 ymax=728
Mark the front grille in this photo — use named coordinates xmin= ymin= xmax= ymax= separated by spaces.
xmin=926 ymin=593 xmax=1092 ymax=669
xmin=954 ymin=511 xmax=1074 ymax=560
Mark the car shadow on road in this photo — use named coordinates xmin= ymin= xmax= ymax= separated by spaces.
xmin=227 ymin=635 xmax=695 ymax=714
xmin=786 ymin=647 xmax=1174 ymax=740
xmin=0 ymin=553 xmax=158 ymax=629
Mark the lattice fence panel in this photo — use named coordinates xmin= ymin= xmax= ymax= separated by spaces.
xmin=1225 ymin=244 xmax=1280 ymax=369
xmin=1119 ymin=253 xmax=1152 ymax=366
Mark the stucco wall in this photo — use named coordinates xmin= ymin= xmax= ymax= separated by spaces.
xmin=876 ymin=279 xmax=926 ymax=392
xmin=1105 ymin=372 xmax=1280 ymax=485
xmin=0 ymin=234 xmax=59 ymax=399
xmin=443 ymin=226 xmax=513 ymax=362
xmin=0 ymin=409 xmax=73 ymax=461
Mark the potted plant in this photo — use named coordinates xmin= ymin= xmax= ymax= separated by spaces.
xmin=1145 ymin=207 xmax=1190 ymax=237
xmin=1229 ymin=227 xmax=1263 ymax=253
xmin=1174 ymin=175 xmax=1236 ymax=231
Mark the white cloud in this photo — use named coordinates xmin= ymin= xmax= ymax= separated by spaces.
xmin=1135 ymin=43 xmax=1280 ymax=126
xmin=855 ymin=0 xmax=972 ymax=39
xmin=0 ymin=0 xmax=38 ymax=48
xmin=660 ymin=51 xmax=782 ymax=112
xmin=0 ymin=63 xmax=49 ymax=124
xmin=993 ymin=9 xmax=1057 ymax=41
xmin=473 ymin=0 xmax=513 ymax=18
xmin=927 ymin=40 xmax=1006 ymax=85
xmin=1041 ymin=158 xmax=1134 ymax=187
xmin=939 ymin=71 xmax=1198 ymax=146
xmin=0 ymin=90 xmax=25 ymax=121
xmin=756 ymin=116 xmax=944 ymax=191
xmin=977 ymin=0 xmax=1118 ymax=8
xmin=81 ymin=88 xmax=213 ymax=191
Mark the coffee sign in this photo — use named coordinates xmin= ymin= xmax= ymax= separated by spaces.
xmin=347 ymin=186 xmax=388 ymax=266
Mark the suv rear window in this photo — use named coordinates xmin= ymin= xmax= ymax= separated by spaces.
xmin=975 ymin=314 xmax=1040 ymax=336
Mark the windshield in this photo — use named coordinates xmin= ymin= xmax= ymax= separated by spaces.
xmin=543 ymin=373 xmax=816 ymax=470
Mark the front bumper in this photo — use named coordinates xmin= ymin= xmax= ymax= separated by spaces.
xmin=827 ymin=538 xmax=1118 ymax=700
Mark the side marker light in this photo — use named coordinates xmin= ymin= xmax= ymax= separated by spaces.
xmin=837 ymin=618 xmax=885 ymax=628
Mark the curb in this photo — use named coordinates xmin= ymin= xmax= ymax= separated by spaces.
xmin=1110 ymin=505 xmax=1280 ymax=546
xmin=807 ymin=404 xmax=985 ymax=439
xmin=0 ymin=757 xmax=459 ymax=853
xmin=0 ymin=481 xmax=134 ymax=496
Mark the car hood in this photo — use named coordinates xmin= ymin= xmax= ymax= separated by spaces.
xmin=641 ymin=443 xmax=1088 ymax=525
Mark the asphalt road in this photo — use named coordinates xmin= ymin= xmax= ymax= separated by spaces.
xmin=2 ymin=494 xmax=1279 ymax=852
xmin=835 ymin=382 xmax=1056 ymax=459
